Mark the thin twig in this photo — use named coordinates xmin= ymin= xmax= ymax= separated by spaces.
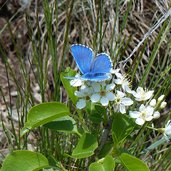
xmin=120 ymin=7 xmax=171 ymax=66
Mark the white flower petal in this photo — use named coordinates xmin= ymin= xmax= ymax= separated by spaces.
xmin=76 ymin=99 xmax=86 ymax=109
xmin=117 ymin=91 xmax=125 ymax=98
xmin=115 ymin=72 xmax=123 ymax=78
xmin=106 ymin=92 xmax=115 ymax=101
xmin=100 ymin=97 xmax=109 ymax=106
xmin=119 ymin=104 xmax=126 ymax=114
xmin=137 ymin=87 xmax=143 ymax=92
xmin=145 ymin=90 xmax=154 ymax=100
xmin=165 ymin=121 xmax=171 ymax=135
xmin=110 ymin=68 xmax=120 ymax=75
xmin=74 ymin=91 xmax=84 ymax=97
xmin=91 ymin=94 xmax=100 ymax=103
xmin=106 ymin=83 xmax=115 ymax=91
xmin=139 ymin=104 xmax=145 ymax=112
xmin=135 ymin=118 xmax=145 ymax=125
xmin=114 ymin=79 xmax=122 ymax=85
xmin=129 ymin=111 xmax=141 ymax=118
xmin=124 ymin=86 xmax=132 ymax=94
xmin=70 ymin=78 xmax=83 ymax=87
xmin=146 ymin=106 xmax=154 ymax=115
xmin=121 ymin=97 xmax=133 ymax=106
xmin=145 ymin=115 xmax=153 ymax=121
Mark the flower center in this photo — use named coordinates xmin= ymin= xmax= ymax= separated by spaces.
xmin=115 ymin=97 xmax=121 ymax=104
xmin=86 ymin=96 xmax=90 ymax=100
xmin=141 ymin=111 xmax=146 ymax=119
xmin=100 ymin=90 xmax=106 ymax=96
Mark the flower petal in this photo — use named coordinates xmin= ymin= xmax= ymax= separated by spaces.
xmin=146 ymin=106 xmax=154 ymax=115
xmin=76 ymin=99 xmax=86 ymax=109
xmin=117 ymin=91 xmax=125 ymax=98
xmin=106 ymin=83 xmax=115 ymax=91
xmin=145 ymin=115 xmax=153 ymax=121
xmin=165 ymin=121 xmax=171 ymax=135
xmin=135 ymin=118 xmax=145 ymax=125
xmin=106 ymin=92 xmax=115 ymax=101
xmin=119 ymin=104 xmax=126 ymax=114
xmin=145 ymin=90 xmax=154 ymax=100
xmin=121 ymin=97 xmax=133 ymax=106
xmin=114 ymin=78 xmax=122 ymax=85
xmin=129 ymin=111 xmax=141 ymax=118
xmin=139 ymin=104 xmax=145 ymax=111
xmin=74 ymin=91 xmax=84 ymax=97
xmin=91 ymin=94 xmax=100 ymax=103
xmin=70 ymin=78 xmax=83 ymax=87
xmin=100 ymin=97 xmax=109 ymax=106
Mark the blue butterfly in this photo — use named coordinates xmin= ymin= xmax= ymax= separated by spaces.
xmin=69 ymin=44 xmax=112 ymax=82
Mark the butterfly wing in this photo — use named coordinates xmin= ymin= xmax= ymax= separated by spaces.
xmin=71 ymin=44 xmax=93 ymax=74
xmin=81 ymin=73 xmax=111 ymax=82
xmin=90 ymin=53 xmax=112 ymax=73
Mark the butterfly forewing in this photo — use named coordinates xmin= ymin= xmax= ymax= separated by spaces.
xmin=90 ymin=53 xmax=112 ymax=74
xmin=71 ymin=44 xmax=93 ymax=74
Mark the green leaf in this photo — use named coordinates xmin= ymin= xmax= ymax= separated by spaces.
xmin=1 ymin=150 xmax=49 ymax=171
xmin=89 ymin=155 xmax=115 ymax=171
xmin=21 ymin=102 xmax=70 ymax=136
xmin=72 ymin=133 xmax=98 ymax=159
xmin=112 ymin=113 xmax=134 ymax=145
xmin=119 ymin=153 xmax=150 ymax=171
xmin=88 ymin=105 xmax=106 ymax=124
xmin=44 ymin=116 xmax=79 ymax=134
xmin=60 ymin=68 xmax=78 ymax=104
xmin=98 ymin=142 xmax=113 ymax=159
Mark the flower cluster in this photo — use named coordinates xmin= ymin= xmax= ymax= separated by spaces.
xmin=71 ymin=69 xmax=133 ymax=114
xmin=129 ymin=88 xmax=167 ymax=125
xmin=70 ymin=69 xmax=167 ymax=127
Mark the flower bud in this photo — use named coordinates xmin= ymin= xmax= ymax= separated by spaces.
xmin=150 ymin=99 xmax=156 ymax=107
xmin=158 ymin=95 xmax=165 ymax=102
xmin=153 ymin=111 xmax=160 ymax=119
xmin=160 ymin=101 xmax=167 ymax=109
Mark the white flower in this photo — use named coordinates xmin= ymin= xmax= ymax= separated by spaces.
xmin=75 ymin=86 xmax=93 ymax=109
xmin=164 ymin=120 xmax=171 ymax=136
xmin=114 ymin=91 xmax=133 ymax=114
xmin=114 ymin=74 xmax=132 ymax=93
xmin=90 ymin=82 xmax=115 ymax=106
xmin=132 ymin=87 xmax=154 ymax=101
xmin=150 ymin=99 xmax=156 ymax=107
xmin=160 ymin=101 xmax=167 ymax=109
xmin=129 ymin=104 xmax=154 ymax=125
xmin=70 ymin=74 xmax=83 ymax=87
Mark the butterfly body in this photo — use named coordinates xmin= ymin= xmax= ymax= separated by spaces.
xmin=70 ymin=44 xmax=112 ymax=82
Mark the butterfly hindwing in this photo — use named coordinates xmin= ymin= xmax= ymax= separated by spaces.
xmin=81 ymin=73 xmax=111 ymax=82
xmin=90 ymin=53 xmax=112 ymax=74
xmin=71 ymin=44 xmax=93 ymax=74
